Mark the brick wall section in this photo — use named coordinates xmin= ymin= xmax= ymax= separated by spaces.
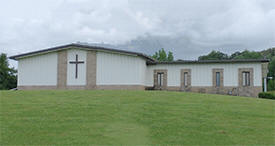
xmin=86 ymin=50 xmax=97 ymax=89
xmin=153 ymin=69 xmax=167 ymax=90
xmin=57 ymin=50 xmax=67 ymax=89
xmin=97 ymin=85 xmax=145 ymax=90
xmin=238 ymin=86 xmax=262 ymax=97
xmin=180 ymin=69 xmax=191 ymax=91
xmin=18 ymin=85 xmax=145 ymax=90
xmin=166 ymin=86 xmax=181 ymax=91
xmin=162 ymin=86 xmax=262 ymax=97
xmin=190 ymin=86 xmax=261 ymax=97
xmin=18 ymin=86 xmax=57 ymax=90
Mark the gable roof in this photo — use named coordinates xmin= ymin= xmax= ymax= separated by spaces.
xmin=9 ymin=43 xmax=269 ymax=64
xmin=9 ymin=43 xmax=156 ymax=62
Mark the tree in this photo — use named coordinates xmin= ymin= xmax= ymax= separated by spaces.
xmin=267 ymin=57 xmax=275 ymax=91
xmin=268 ymin=57 xmax=275 ymax=77
xmin=261 ymin=47 xmax=275 ymax=59
xmin=198 ymin=51 xmax=229 ymax=60
xmin=159 ymin=48 xmax=167 ymax=61
xmin=268 ymin=80 xmax=275 ymax=91
xmin=231 ymin=50 xmax=263 ymax=59
xmin=152 ymin=48 xmax=174 ymax=61
xmin=0 ymin=53 xmax=17 ymax=90
xmin=167 ymin=51 xmax=174 ymax=61
xmin=229 ymin=51 xmax=241 ymax=59
xmin=152 ymin=51 xmax=159 ymax=60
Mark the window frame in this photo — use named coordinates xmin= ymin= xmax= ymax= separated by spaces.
xmin=184 ymin=72 xmax=188 ymax=87
xmin=157 ymin=72 xmax=164 ymax=87
xmin=242 ymin=71 xmax=250 ymax=86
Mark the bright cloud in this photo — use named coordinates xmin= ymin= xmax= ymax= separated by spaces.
xmin=0 ymin=0 xmax=274 ymax=67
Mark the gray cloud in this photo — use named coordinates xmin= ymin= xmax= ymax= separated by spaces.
xmin=0 ymin=0 xmax=275 ymax=66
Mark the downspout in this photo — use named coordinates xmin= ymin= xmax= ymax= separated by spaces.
xmin=264 ymin=77 xmax=267 ymax=92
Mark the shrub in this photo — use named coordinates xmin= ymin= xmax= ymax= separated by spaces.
xmin=268 ymin=79 xmax=275 ymax=91
xmin=258 ymin=92 xmax=275 ymax=100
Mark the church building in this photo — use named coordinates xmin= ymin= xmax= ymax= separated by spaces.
xmin=10 ymin=43 xmax=269 ymax=97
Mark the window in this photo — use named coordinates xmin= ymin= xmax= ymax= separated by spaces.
xmin=216 ymin=72 xmax=220 ymax=87
xmin=157 ymin=73 xmax=164 ymax=86
xmin=184 ymin=72 xmax=188 ymax=87
xmin=242 ymin=72 xmax=250 ymax=86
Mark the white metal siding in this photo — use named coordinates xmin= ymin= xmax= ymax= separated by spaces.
xmin=67 ymin=49 xmax=87 ymax=86
xmin=17 ymin=48 xmax=263 ymax=89
xmin=146 ymin=63 xmax=262 ymax=87
xmin=18 ymin=53 xmax=58 ymax=86
xmin=96 ymin=52 xmax=146 ymax=85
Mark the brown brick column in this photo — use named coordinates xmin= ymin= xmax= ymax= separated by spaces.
xmin=181 ymin=69 xmax=191 ymax=91
xmin=153 ymin=69 xmax=167 ymax=90
xmin=57 ymin=50 xmax=67 ymax=89
xmin=212 ymin=68 xmax=224 ymax=87
xmin=238 ymin=68 xmax=257 ymax=97
xmin=211 ymin=68 xmax=224 ymax=94
xmin=86 ymin=50 xmax=97 ymax=89
xmin=238 ymin=68 xmax=254 ymax=87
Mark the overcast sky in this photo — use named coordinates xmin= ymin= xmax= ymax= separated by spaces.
xmin=1 ymin=0 xmax=275 ymax=67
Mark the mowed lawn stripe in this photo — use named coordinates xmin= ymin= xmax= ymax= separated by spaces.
xmin=0 ymin=90 xmax=274 ymax=145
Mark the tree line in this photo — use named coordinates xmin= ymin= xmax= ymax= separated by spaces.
xmin=198 ymin=50 xmax=274 ymax=60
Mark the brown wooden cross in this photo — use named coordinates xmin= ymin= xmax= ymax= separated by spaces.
xmin=69 ymin=54 xmax=84 ymax=79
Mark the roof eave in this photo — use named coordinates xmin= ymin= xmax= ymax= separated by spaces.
xmin=9 ymin=44 xmax=74 ymax=60
xmin=9 ymin=43 xmax=156 ymax=62
xmin=147 ymin=59 xmax=270 ymax=65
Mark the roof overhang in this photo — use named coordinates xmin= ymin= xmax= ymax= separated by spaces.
xmin=9 ymin=43 xmax=269 ymax=65
xmin=9 ymin=43 xmax=156 ymax=62
xmin=147 ymin=59 xmax=270 ymax=65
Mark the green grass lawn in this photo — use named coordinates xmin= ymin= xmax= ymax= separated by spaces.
xmin=0 ymin=90 xmax=274 ymax=145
